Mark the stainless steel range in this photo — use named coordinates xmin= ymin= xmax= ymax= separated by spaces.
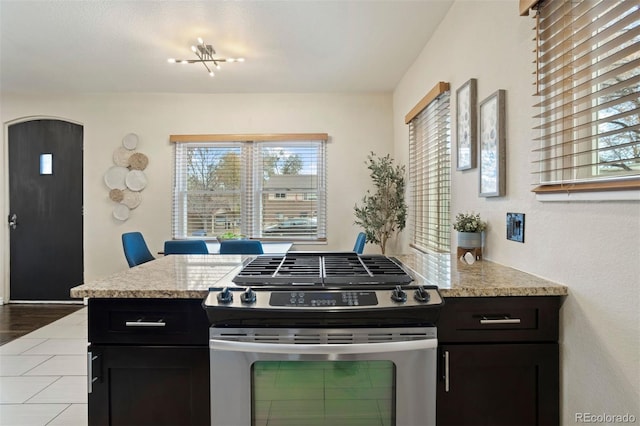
xmin=203 ymin=252 xmax=443 ymax=426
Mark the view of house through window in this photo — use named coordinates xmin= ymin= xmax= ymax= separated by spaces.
xmin=172 ymin=137 xmax=326 ymax=241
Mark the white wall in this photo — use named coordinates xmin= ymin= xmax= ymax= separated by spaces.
xmin=1 ymin=92 xmax=393 ymax=287
xmin=393 ymin=1 xmax=640 ymax=423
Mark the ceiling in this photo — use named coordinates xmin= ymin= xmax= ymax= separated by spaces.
xmin=0 ymin=0 xmax=453 ymax=94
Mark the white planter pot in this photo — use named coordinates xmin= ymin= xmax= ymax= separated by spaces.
xmin=457 ymin=231 xmax=485 ymax=249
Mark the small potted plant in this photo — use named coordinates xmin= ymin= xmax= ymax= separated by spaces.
xmin=216 ymin=232 xmax=245 ymax=242
xmin=453 ymin=212 xmax=487 ymax=249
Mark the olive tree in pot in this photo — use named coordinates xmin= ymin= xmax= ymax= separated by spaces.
xmin=354 ymin=152 xmax=407 ymax=255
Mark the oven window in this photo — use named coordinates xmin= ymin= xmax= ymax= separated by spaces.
xmin=252 ymin=360 xmax=396 ymax=426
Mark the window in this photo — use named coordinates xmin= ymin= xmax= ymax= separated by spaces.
xmin=530 ymin=0 xmax=640 ymax=194
xmin=405 ymin=82 xmax=451 ymax=253
xmin=171 ymin=134 xmax=327 ymax=241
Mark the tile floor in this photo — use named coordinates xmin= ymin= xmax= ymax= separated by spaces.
xmin=0 ymin=307 xmax=88 ymax=426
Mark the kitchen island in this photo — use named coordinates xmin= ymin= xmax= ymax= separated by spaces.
xmin=71 ymin=253 xmax=567 ymax=426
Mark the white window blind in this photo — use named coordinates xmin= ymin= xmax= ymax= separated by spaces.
xmin=531 ymin=0 xmax=640 ymax=193
xmin=172 ymin=135 xmax=327 ymax=241
xmin=406 ymin=83 xmax=451 ymax=253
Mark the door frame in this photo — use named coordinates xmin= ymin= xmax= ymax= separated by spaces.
xmin=2 ymin=115 xmax=85 ymax=304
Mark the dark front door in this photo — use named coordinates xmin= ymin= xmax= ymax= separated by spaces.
xmin=8 ymin=119 xmax=84 ymax=301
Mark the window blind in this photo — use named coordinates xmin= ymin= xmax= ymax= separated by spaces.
xmin=531 ymin=0 xmax=640 ymax=192
xmin=256 ymin=142 xmax=326 ymax=240
xmin=172 ymin=135 xmax=327 ymax=240
xmin=407 ymin=83 xmax=451 ymax=253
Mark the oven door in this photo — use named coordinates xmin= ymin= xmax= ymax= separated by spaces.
xmin=210 ymin=327 xmax=437 ymax=426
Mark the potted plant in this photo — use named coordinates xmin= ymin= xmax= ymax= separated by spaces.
xmin=354 ymin=152 xmax=407 ymax=255
xmin=453 ymin=212 xmax=487 ymax=249
xmin=216 ymin=232 xmax=245 ymax=242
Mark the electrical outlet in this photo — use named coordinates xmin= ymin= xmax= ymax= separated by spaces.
xmin=506 ymin=213 xmax=525 ymax=243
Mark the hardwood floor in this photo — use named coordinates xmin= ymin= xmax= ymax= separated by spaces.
xmin=0 ymin=303 xmax=84 ymax=345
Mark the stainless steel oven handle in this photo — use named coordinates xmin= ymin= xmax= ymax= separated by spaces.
xmin=210 ymin=338 xmax=437 ymax=355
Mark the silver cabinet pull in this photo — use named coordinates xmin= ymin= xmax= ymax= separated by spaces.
xmin=479 ymin=316 xmax=521 ymax=325
xmin=125 ymin=319 xmax=166 ymax=327
xmin=444 ymin=350 xmax=450 ymax=393
xmin=87 ymin=352 xmax=98 ymax=394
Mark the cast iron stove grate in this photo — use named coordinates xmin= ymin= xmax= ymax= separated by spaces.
xmin=232 ymin=252 xmax=412 ymax=285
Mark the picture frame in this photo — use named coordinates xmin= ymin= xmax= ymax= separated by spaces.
xmin=479 ymin=89 xmax=506 ymax=197
xmin=456 ymin=78 xmax=477 ymax=171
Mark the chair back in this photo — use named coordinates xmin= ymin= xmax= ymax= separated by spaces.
xmin=219 ymin=240 xmax=264 ymax=255
xmin=164 ymin=240 xmax=209 ymax=255
xmin=122 ymin=232 xmax=155 ymax=267
xmin=353 ymin=232 xmax=366 ymax=254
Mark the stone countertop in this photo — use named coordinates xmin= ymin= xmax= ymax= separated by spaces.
xmin=70 ymin=252 xmax=568 ymax=299
xmin=70 ymin=255 xmax=246 ymax=299
xmin=395 ymin=253 xmax=568 ymax=297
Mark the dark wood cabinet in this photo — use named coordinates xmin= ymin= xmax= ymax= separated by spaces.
xmin=87 ymin=298 xmax=210 ymax=426
xmin=436 ymin=296 xmax=561 ymax=426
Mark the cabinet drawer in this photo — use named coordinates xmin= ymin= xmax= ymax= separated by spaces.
xmin=89 ymin=298 xmax=209 ymax=345
xmin=437 ymin=296 xmax=560 ymax=343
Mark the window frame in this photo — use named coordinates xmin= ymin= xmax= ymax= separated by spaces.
xmin=527 ymin=0 xmax=640 ymax=197
xmin=171 ymin=133 xmax=328 ymax=241
xmin=405 ymin=82 xmax=452 ymax=254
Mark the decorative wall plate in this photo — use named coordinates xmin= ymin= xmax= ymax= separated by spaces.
xmin=122 ymin=133 xmax=139 ymax=150
xmin=113 ymin=204 xmax=130 ymax=221
xmin=121 ymin=189 xmax=142 ymax=209
xmin=125 ymin=170 xmax=147 ymax=191
xmin=109 ymin=188 xmax=124 ymax=202
xmin=104 ymin=166 xmax=129 ymax=190
xmin=113 ymin=146 xmax=134 ymax=167
xmin=129 ymin=152 xmax=149 ymax=170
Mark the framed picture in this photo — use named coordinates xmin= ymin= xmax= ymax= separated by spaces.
xmin=456 ymin=78 xmax=477 ymax=171
xmin=479 ymin=89 xmax=506 ymax=197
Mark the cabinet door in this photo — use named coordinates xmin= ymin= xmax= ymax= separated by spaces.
xmin=89 ymin=345 xmax=210 ymax=426
xmin=437 ymin=344 xmax=558 ymax=426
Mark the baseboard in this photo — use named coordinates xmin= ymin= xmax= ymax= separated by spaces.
xmin=0 ymin=297 xmax=4 ymax=305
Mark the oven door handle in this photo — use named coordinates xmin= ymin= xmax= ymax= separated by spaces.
xmin=210 ymin=338 xmax=437 ymax=355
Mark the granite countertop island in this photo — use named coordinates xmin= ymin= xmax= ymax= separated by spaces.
xmin=70 ymin=252 xmax=567 ymax=299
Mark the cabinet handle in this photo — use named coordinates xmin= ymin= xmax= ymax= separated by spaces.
xmin=479 ymin=316 xmax=521 ymax=325
xmin=125 ymin=319 xmax=166 ymax=327
xmin=444 ymin=350 xmax=450 ymax=393
xmin=87 ymin=352 xmax=98 ymax=394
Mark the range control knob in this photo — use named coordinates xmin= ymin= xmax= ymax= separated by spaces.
xmin=414 ymin=286 xmax=431 ymax=303
xmin=391 ymin=286 xmax=407 ymax=303
xmin=240 ymin=287 xmax=257 ymax=304
xmin=217 ymin=287 xmax=233 ymax=304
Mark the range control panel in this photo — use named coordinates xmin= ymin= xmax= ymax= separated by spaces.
xmin=204 ymin=286 xmax=443 ymax=310
xmin=270 ymin=291 xmax=378 ymax=307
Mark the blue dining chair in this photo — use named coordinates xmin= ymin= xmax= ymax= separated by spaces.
xmin=219 ymin=240 xmax=264 ymax=255
xmin=122 ymin=232 xmax=155 ymax=267
xmin=164 ymin=240 xmax=209 ymax=255
xmin=353 ymin=232 xmax=366 ymax=254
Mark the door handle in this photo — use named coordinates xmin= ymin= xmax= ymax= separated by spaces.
xmin=8 ymin=214 xmax=17 ymax=230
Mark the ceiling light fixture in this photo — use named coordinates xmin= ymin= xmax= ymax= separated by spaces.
xmin=167 ymin=37 xmax=245 ymax=77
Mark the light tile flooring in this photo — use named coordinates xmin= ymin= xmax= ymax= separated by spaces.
xmin=0 ymin=308 xmax=88 ymax=426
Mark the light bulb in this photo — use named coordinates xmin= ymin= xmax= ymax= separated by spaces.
xmin=167 ymin=58 xmax=176 ymax=63
xmin=216 ymin=64 xmax=221 ymax=70
xmin=209 ymin=71 xmax=215 ymax=77
xmin=197 ymin=37 xmax=204 ymax=45
xmin=191 ymin=46 xmax=197 ymax=52
xmin=227 ymin=58 xmax=235 ymax=62
xmin=237 ymin=58 xmax=245 ymax=62
xmin=180 ymin=60 xmax=188 ymax=64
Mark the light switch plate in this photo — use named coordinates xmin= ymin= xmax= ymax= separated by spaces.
xmin=506 ymin=213 xmax=525 ymax=243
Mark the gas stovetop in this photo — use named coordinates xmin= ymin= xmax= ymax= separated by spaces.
xmin=203 ymin=252 xmax=444 ymax=327
xmin=232 ymin=252 xmax=413 ymax=286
